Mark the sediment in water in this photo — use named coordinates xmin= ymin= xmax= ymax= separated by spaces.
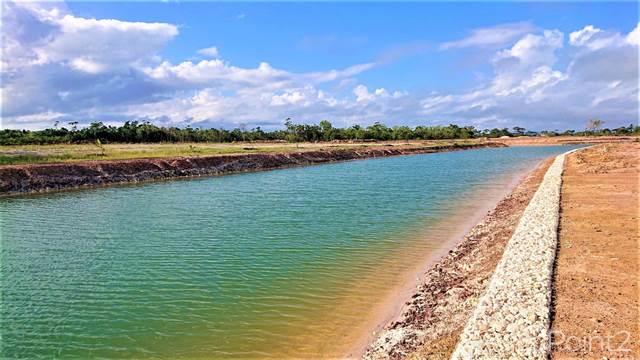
xmin=0 ymin=143 xmax=504 ymax=195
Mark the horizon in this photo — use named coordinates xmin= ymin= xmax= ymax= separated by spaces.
xmin=3 ymin=118 xmax=637 ymax=134
xmin=1 ymin=1 xmax=638 ymax=131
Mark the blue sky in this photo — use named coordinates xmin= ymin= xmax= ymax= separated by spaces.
xmin=2 ymin=1 xmax=639 ymax=130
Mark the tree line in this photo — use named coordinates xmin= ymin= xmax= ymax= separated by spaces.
xmin=1 ymin=119 xmax=637 ymax=145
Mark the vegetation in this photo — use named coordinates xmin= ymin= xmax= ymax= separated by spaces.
xmin=586 ymin=118 xmax=603 ymax=132
xmin=2 ymin=120 xmax=637 ymax=146
xmin=0 ymin=140 xmax=477 ymax=165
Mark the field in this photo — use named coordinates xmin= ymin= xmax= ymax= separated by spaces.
xmin=0 ymin=136 xmax=636 ymax=166
xmin=0 ymin=140 xmax=483 ymax=165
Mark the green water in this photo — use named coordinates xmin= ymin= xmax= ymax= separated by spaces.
xmin=1 ymin=146 xmax=580 ymax=358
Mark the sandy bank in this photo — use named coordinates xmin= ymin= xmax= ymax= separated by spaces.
xmin=364 ymin=156 xmax=555 ymax=359
xmin=0 ymin=143 xmax=504 ymax=195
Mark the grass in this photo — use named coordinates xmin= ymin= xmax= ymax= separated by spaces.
xmin=0 ymin=140 xmax=480 ymax=166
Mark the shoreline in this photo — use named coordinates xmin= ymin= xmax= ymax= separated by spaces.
xmin=363 ymin=155 xmax=556 ymax=359
xmin=344 ymin=162 xmax=537 ymax=359
xmin=0 ymin=142 xmax=505 ymax=196
xmin=451 ymin=148 xmax=574 ymax=358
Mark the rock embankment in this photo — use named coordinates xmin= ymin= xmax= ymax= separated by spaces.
xmin=362 ymin=157 xmax=554 ymax=360
xmin=450 ymin=149 xmax=577 ymax=359
xmin=0 ymin=143 xmax=504 ymax=195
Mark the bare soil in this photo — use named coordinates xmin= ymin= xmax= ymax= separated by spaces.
xmin=496 ymin=135 xmax=638 ymax=146
xmin=551 ymin=143 xmax=640 ymax=359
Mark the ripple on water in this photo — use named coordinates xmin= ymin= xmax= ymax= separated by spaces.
xmin=0 ymin=146 xmax=583 ymax=359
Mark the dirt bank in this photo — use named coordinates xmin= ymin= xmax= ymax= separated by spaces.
xmin=495 ymin=135 xmax=638 ymax=146
xmin=364 ymin=157 xmax=554 ymax=359
xmin=551 ymin=143 xmax=639 ymax=359
xmin=0 ymin=143 xmax=504 ymax=195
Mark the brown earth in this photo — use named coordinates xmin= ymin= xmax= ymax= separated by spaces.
xmin=0 ymin=143 xmax=505 ymax=195
xmin=364 ymin=157 xmax=555 ymax=360
xmin=495 ymin=135 xmax=638 ymax=146
xmin=551 ymin=143 xmax=640 ymax=359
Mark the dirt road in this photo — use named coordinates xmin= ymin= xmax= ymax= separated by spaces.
xmin=551 ymin=143 xmax=639 ymax=359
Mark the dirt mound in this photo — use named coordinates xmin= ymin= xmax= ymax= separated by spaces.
xmin=572 ymin=143 xmax=636 ymax=173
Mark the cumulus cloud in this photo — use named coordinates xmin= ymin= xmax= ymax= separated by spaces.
xmin=44 ymin=15 xmax=178 ymax=73
xmin=1 ymin=2 xmax=637 ymax=131
xmin=0 ymin=1 xmax=385 ymax=129
xmin=353 ymin=85 xmax=406 ymax=103
xmin=569 ymin=25 xmax=602 ymax=47
xmin=423 ymin=23 xmax=639 ymax=129
xmin=1 ymin=1 xmax=180 ymax=126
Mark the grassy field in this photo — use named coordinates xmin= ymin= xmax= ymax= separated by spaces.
xmin=0 ymin=140 xmax=479 ymax=165
xmin=3 ymin=136 xmax=635 ymax=166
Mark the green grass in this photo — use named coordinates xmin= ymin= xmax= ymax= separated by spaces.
xmin=0 ymin=140 xmax=477 ymax=166
xmin=0 ymin=154 xmax=75 ymax=165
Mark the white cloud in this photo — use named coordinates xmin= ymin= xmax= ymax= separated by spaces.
xmin=627 ymin=23 xmax=640 ymax=45
xmin=494 ymin=30 xmax=563 ymax=69
xmin=197 ymin=46 xmax=219 ymax=58
xmin=423 ymin=24 xmax=639 ymax=129
xmin=140 ymin=59 xmax=375 ymax=98
xmin=69 ymin=58 xmax=107 ymax=74
xmin=0 ymin=1 xmax=389 ymax=129
xmin=269 ymin=86 xmax=336 ymax=107
xmin=491 ymin=30 xmax=564 ymax=92
xmin=34 ymin=13 xmax=178 ymax=74
xmin=568 ymin=24 xmax=633 ymax=51
xmin=440 ymin=22 xmax=536 ymax=50
xmin=354 ymin=85 xmax=385 ymax=102
xmin=569 ymin=25 xmax=601 ymax=46
xmin=1 ymin=2 xmax=637 ymax=131
xmin=1 ymin=1 xmax=180 ymax=123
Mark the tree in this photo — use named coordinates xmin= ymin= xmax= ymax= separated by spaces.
xmin=393 ymin=126 xmax=413 ymax=140
xmin=283 ymin=118 xmax=297 ymax=142
xmin=319 ymin=120 xmax=333 ymax=141
xmin=512 ymin=126 xmax=526 ymax=136
xmin=239 ymin=123 xmax=247 ymax=141
xmin=586 ymin=118 xmax=603 ymax=132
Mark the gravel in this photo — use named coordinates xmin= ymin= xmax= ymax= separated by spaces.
xmin=451 ymin=149 xmax=579 ymax=359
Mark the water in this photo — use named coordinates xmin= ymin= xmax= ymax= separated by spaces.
xmin=1 ymin=145 xmax=581 ymax=358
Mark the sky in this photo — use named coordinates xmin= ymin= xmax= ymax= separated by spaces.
xmin=1 ymin=1 xmax=638 ymax=131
